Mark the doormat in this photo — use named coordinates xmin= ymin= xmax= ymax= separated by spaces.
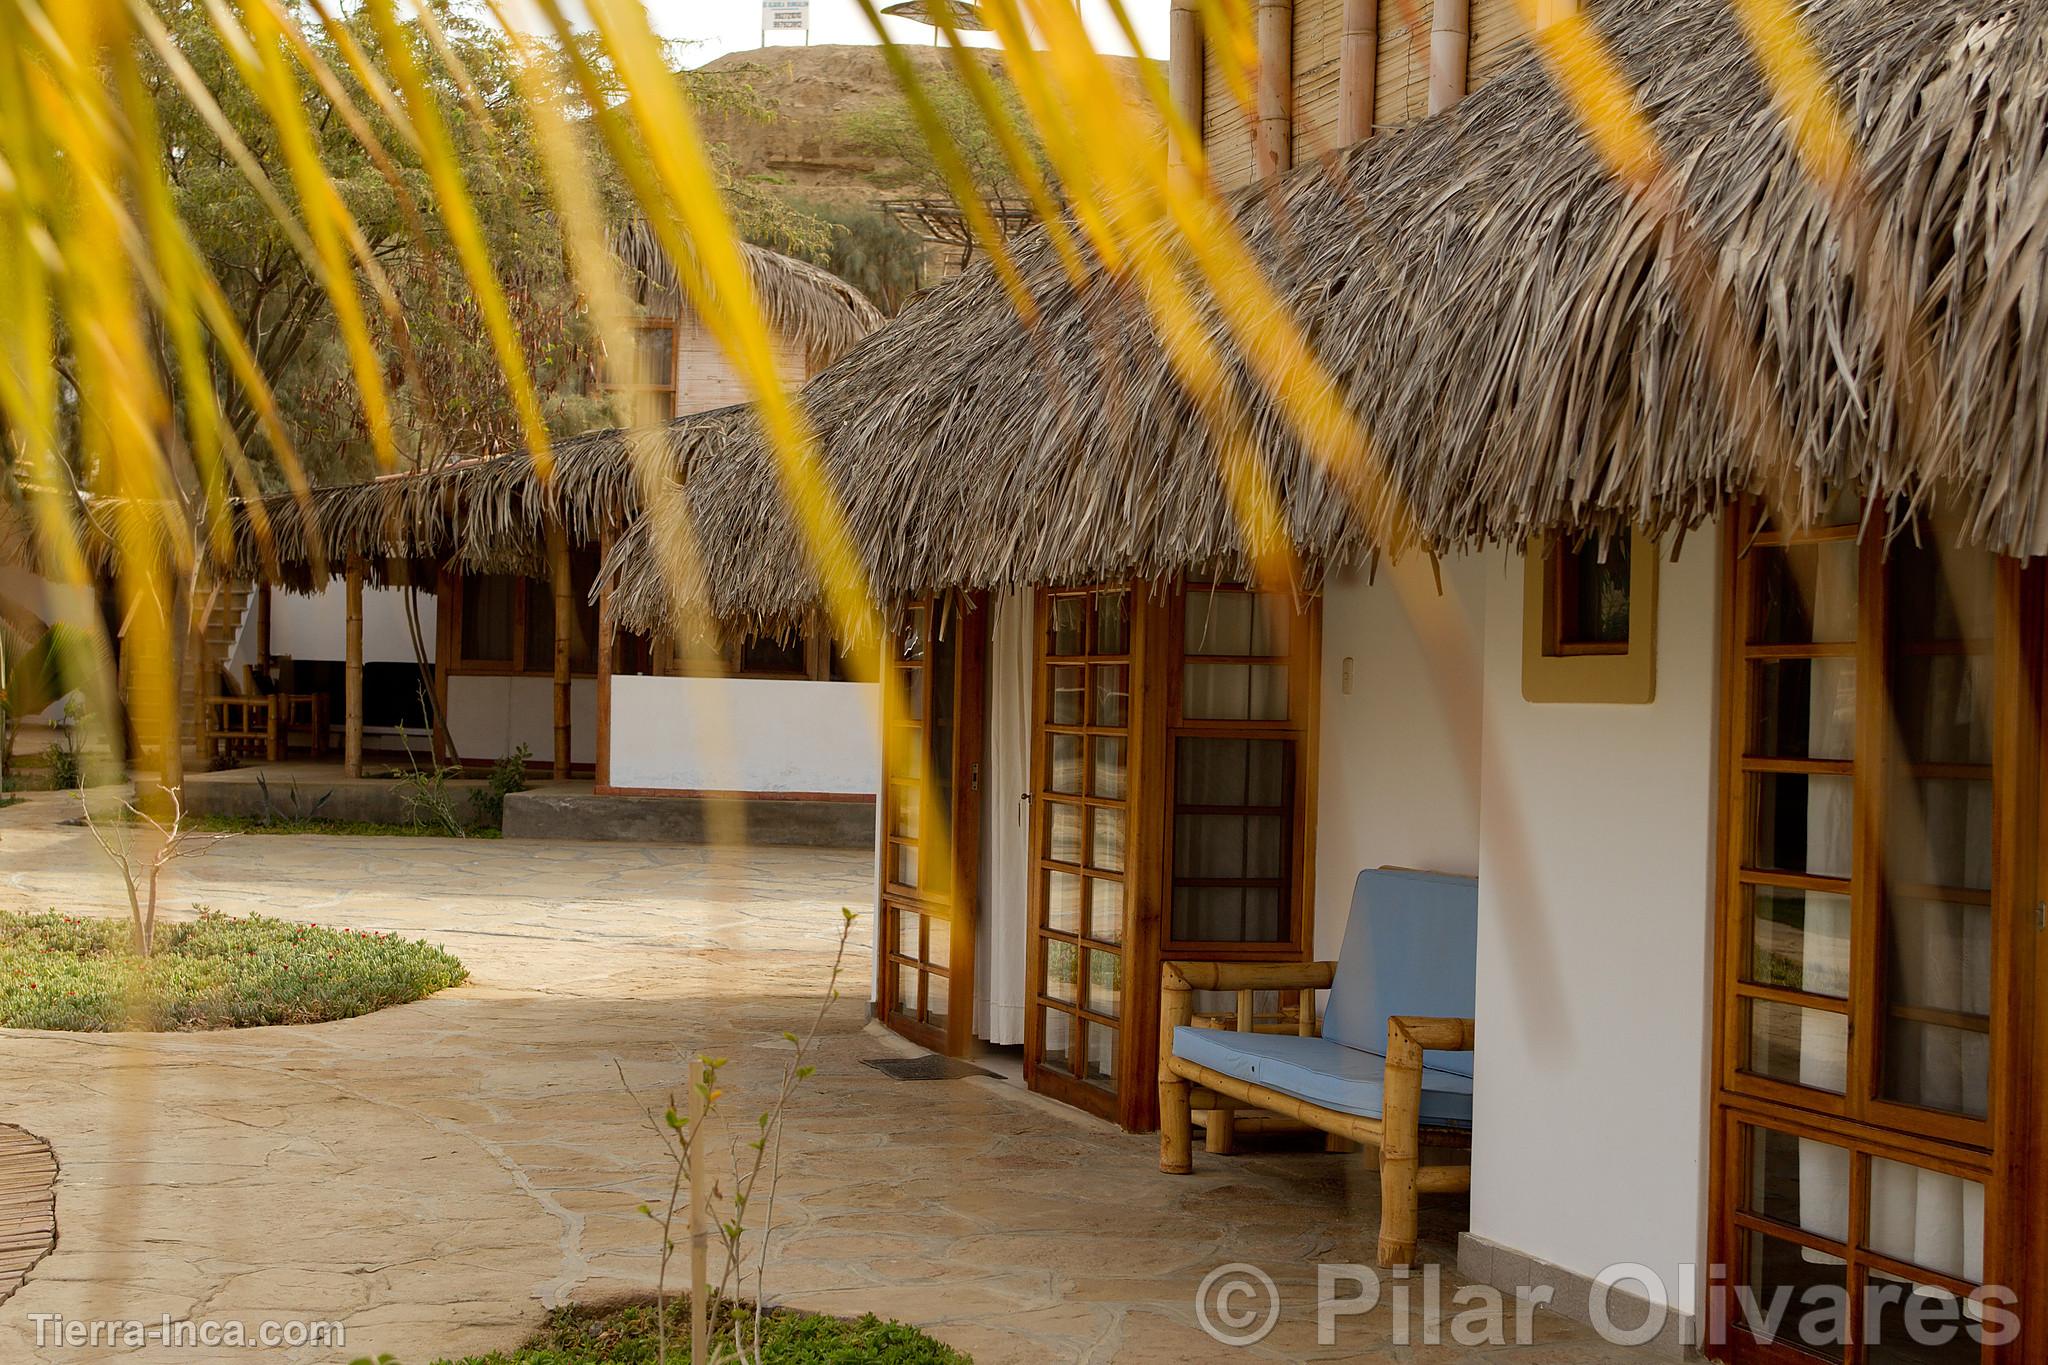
xmin=861 ymin=1056 xmax=999 ymax=1081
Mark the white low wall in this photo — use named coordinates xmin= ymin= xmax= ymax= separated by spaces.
xmin=271 ymin=583 xmax=434 ymax=665
xmin=448 ymin=674 xmax=597 ymax=767
xmin=1467 ymin=536 xmax=1720 ymax=1317
xmin=608 ymin=674 xmax=879 ymax=795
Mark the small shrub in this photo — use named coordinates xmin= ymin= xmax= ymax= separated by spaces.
xmin=469 ymin=743 xmax=530 ymax=828
xmin=0 ymin=909 xmax=468 ymax=1031
xmin=434 ymin=1299 xmax=970 ymax=1365
xmin=391 ymin=726 xmax=468 ymax=837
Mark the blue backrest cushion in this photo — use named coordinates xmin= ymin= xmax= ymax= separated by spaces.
xmin=1322 ymin=868 xmax=1479 ymax=1077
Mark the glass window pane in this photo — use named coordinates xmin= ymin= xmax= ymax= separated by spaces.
xmin=1086 ymin=877 xmax=1124 ymax=944
xmin=1082 ymin=1021 xmax=1117 ymax=1090
xmin=926 ymin=972 xmax=948 ymax=1030
xmin=1049 ymin=665 xmax=1084 ymax=725
xmin=1090 ymin=736 xmax=1128 ymax=799
xmin=1085 ymin=949 xmax=1122 ymax=1019
xmin=1048 ymin=596 xmax=1085 ymax=655
xmin=1047 ymin=801 xmax=1082 ymax=865
xmin=1862 ymin=1281 xmax=1985 ymax=1364
xmin=633 ymin=324 xmax=675 ymax=386
xmin=1890 ymin=536 xmax=1996 ymax=645
xmin=1087 ymin=807 xmax=1125 ymax=873
xmin=894 ymin=964 xmax=918 ymax=1021
xmin=460 ymin=574 xmax=517 ymax=663
xmin=1247 ymin=664 xmax=1290 ymax=720
xmin=1744 ymin=1125 xmax=1850 ymax=1243
xmin=1868 ymin=1158 xmax=1985 ymax=1284
xmin=1882 ymin=898 xmax=1992 ymax=1119
xmin=1173 ymin=885 xmax=1244 ymax=941
xmin=1890 ymin=653 xmax=1992 ymax=766
xmin=1175 ymin=813 xmax=1246 ymax=878
xmin=1045 ymin=870 xmax=1081 ymax=934
xmin=1242 ymin=887 xmax=1284 ymax=942
xmin=1561 ymin=538 xmax=1631 ymax=646
xmin=1745 ymin=886 xmax=1851 ymax=998
xmin=1093 ymin=592 xmax=1129 ymax=654
xmin=1747 ymin=773 xmax=1853 ymax=879
xmin=926 ymin=921 xmax=950 ymax=969
xmin=1040 ymin=1008 xmax=1075 ymax=1074
xmin=1185 ymin=588 xmax=1253 ymax=654
xmin=1045 ymin=938 xmax=1078 ymax=1004
xmin=1183 ymin=663 xmax=1249 ymax=719
xmin=1245 ymin=815 xmax=1287 ymax=879
xmin=895 ymin=909 xmax=921 ymax=960
xmin=1890 ymin=779 xmax=1993 ymax=893
xmin=1739 ymin=1230 xmax=1847 ymax=1361
xmin=1745 ymin=999 xmax=1848 ymax=1094
xmin=1246 ymin=738 xmax=1287 ymax=805
xmin=894 ymin=842 xmax=920 ymax=890
xmin=1048 ymin=734 xmax=1083 ymax=795
xmin=1750 ymin=659 xmax=1856 ymax=761
xmin=1178 ymin=736 xmax=1248 ymax=805
xmin=1752 ymin=543 xmax=1859 ymax=645
xmin=1092 ymin=664 xmax=1129 ymax=728
xmin=889 ymin=783 xmax=919 ymax=839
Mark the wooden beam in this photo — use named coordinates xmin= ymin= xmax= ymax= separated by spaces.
xmin=595 ymin=522 xmax=615 ymax=791
xmin=549 ymin=524 xmax=572 ymax=782
xmin=343 ymin=556 xmax=364 ymax=779
xmin=1254 ymin=0 xmax=1293 ymax=178
xmin=1427 ymin=0 xmax=1469 ymax=116
xmin=1339 ymin=0 xmax=1379 ymax=143
xmin=1167 ymin=0 xmax=1203 ymax=170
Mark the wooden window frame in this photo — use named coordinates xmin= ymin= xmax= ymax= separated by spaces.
xmin=444 ymin=565 xmax=598 ymax=680
xmin=1523 ymin=528 xmax=1658 ymax=704
xmin=618 ymin=611 xmax=847 ymax=683
xmin=607 ymin=317 xmax=678 ymax=426
xmin=1161 ymin=579 xmax=1320 ymax=960
xmin=1705 ymin=501 xmax=2042 ymax=1364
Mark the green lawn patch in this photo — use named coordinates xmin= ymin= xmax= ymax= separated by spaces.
xmin=435 ymin=1299 xmax=970 ymax=1365
xmin=0 ymin=909 xmax=468 ymax=1031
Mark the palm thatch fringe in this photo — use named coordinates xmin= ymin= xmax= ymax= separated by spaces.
xmin=611 ymin=221 xmax=886 ymax=370
xmin=592 ymin=0 xmax=2048 ymax=635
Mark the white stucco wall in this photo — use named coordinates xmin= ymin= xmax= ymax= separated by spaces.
xmin=447 ymin=674 xmax=596 ymax=767
xmin=1313 ymin=554 xmax=1487 ymax=961
xmin=608 ymin=674 xmax=880 ymax=795
xmin=271 ymin=583 xmax=435 ymax=665
xmin=1466 ymin=535 xmax=1721 ymax=1316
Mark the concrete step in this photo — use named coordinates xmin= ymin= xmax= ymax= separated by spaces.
xmin=501 ymin=789 xmax=877 ymax=848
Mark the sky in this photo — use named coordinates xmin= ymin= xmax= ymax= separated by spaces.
xmin=641 ymin=0 xmax=1170 ymax=67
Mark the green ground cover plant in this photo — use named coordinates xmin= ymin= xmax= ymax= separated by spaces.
xmin=431 ymin=1299 xmax=970 ymax=1365
xmin=0 ymin=909 xmax=467 ymax=1030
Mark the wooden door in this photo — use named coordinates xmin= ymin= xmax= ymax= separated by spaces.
xmin=878 ymin=592 xmax=986 ymax=1056
xmin=1707 ymin=502 xmax=2042 ymax=1363
xmin=1025 ymin=586 xmax=1151 ymax=1124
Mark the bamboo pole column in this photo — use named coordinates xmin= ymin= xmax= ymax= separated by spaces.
xmin=594 ymin=523 xmax=615 ymax=792
xmin=549 ymin=525 xmax=572 ymax=782
xmin=1338 ymin=0 xmax=1379 ymax=143
xmin=1254 ymin=0 xmax=1294 ymax=178
xmin=343 ymin=556 xmax=364 ymax=779
xmin=1427 ymin=0 xmax=1469 ymax=116
xmin=1158 ymin=965 xmax=1195 ymax=1173
xmin=1167 ymin=0 xmax=1203 ymax=170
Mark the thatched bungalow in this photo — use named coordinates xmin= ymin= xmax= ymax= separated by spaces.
xmin=597 ymin=0 xmax=2048 ymax=1356
xmin=219 ymin=242 xmax=883 ymax=815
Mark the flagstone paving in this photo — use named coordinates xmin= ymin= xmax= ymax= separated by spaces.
xmin=0 ymin=792 xmax=1643 ymax=1363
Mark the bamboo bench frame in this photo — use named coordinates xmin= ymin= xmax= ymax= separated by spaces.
xmin=201 ymin=690 xmax=329 ymax=763
xmin=1158 ymin=959 xmax=1476 ymax=1266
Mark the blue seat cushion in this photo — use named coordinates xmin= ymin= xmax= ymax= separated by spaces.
xmin=1171 ymin=1027 xmax=1473 ymax=1129
xmin=1324 ymin=869 xmax=1479 ymax=1079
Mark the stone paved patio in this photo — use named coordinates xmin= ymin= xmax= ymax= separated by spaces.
xmin=0 ymin=792 xmax=1641 ymax=1363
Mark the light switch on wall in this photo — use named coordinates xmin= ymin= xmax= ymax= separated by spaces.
xmin=1341 ymin=656 xmax=1354 ymax=694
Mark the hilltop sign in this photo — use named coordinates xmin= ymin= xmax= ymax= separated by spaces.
xmin=762 ymin=0 xmax=809 ymax=32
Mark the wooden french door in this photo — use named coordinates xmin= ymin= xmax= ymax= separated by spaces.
xmin=878 ymin=592 xmax=986 ymax=1057
xmin=1708 ymin=501 xmax=2045 ymax=1363
xmin=1025 ymin=586 xmax=1156 ymax=1125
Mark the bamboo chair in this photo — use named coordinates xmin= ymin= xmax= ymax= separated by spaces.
xmin=1157 ymin=868 xmax=1478 ymax=1266
xmin=201 ymin=663 xmax=328 ymax=763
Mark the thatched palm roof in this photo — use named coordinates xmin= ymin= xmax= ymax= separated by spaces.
xmin=603 ymin=0 xmax=2048 ymax=634
xmin=227 ymin=241 xmax=883 ymax=589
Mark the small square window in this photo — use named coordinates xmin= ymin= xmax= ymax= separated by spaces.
xmin=1522 ymin=529 xmax=1658 ymax=704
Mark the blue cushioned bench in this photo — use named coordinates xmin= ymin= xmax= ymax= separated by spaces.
xmin=1158 ymin=868 xmax=1478 ymax=1266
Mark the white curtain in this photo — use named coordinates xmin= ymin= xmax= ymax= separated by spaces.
xmin=975 ymin=589 xmax=1033 ymax=1045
